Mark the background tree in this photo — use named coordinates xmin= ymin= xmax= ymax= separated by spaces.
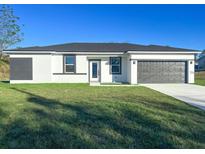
xmin=0 ymin=5 xmax=23 ymax=59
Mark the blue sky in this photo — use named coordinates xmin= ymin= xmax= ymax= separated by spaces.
xmin=8 ymin=4 xmax=205 ymax=50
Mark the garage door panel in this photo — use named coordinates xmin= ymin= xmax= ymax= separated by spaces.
xmin=137 ymin=61 xmax=187 ymax=83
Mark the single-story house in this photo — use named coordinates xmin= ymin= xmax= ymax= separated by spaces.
xmin=197 ymin=53 xmax=205 ymax=70
xmin=4 ymin=43 xmax=199 ymax=84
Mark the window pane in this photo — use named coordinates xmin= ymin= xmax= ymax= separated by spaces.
xmin=112 ymin=66 xmax=120 ymax=73
xmin=110 ymin=57 xmax=121 ymax=74
xmin=92 ymin=63 xmax=97 ymax=78
xmin=66 ymin=65 xmax=75 ymax=73
xmin=111 ymin=58 xmax=120 ymax=65
xmin=66 ymin=56 xmax=74 ymax=64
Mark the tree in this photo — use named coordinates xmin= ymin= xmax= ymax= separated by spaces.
xmin=0 ymin=5 xmax=23 ymax=59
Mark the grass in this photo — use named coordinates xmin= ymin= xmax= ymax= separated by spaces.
xmin=195 ymin=71 xmax=205 ymax=86
xmin=0 ymin=82 xmax=204 ymax=148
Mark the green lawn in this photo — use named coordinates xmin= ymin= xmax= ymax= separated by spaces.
xmin=195 ymin=71 xmax=205 ymax=86
xmin=0 ymin=82 xmax=204 ymax=148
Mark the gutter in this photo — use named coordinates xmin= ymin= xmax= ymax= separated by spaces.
xmin=53 ymin=52 xmax=124 ymax=55
xmin=126 ymin=51 xmax=201 ymax=54
xmin=3 ymin=51 xmax=56 ymax=54
xmin=3 ymin=50 xmax=125 ymax=55
xmin=3 ymin=50 xmax=201 ymax=55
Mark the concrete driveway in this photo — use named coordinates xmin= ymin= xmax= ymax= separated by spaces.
xmin=142 ymin=84 xmax=205 ymax=111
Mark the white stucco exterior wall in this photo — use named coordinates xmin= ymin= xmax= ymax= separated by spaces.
xmin=10 ymin=54 xmax=52 ymax=83
xmin=187 ymin=60 xmax=195 ymax=83
xmin=52 ymin=75 xmax=88 ymax=83
xmin=9 ymin=51 xmax=197 ymax=84
xmin=100 ymin=56 xmax=127 ymax=83
xmin=51 ymin=54 xmax=88 ymax=83
xmin=126 ymin=55 xmax=131 ymax=83
xmin=130 ymin=59 xmax=137 ymax=84
xmin=76 ymin=55 xmax=88 ymax=73
xmin=130 ymin=53 xmax=194 ymax=60
xmin=52 ymin=54 xmax=63 ymax=73
xmin=130 ymin=53 xmax=195 ymax=84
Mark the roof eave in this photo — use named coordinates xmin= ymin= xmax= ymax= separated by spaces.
xmin=3 ymin=50 xmax=125 ymax=55
xmin=126 ymin=50 xmax=201 ymax=54
xmin=3 ymin=50 xmax=55 ymax=54
xmin=3 ymin=50 xmax=201 ymax=55
xmin=53 ymin=51 xmax=124 ymax=55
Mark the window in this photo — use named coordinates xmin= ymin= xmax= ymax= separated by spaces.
xmin=110 ymin=57 xmax=121 ymax=74
xmin=92 ymin=63 xmax=98 ymax=78
xmin=64 ymin=55 xmax=75 ymax=73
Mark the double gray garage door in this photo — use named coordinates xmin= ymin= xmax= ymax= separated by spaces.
xmin=137 ymin=61 xmax=187 ymax=83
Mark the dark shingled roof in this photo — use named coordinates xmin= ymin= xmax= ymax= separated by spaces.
xmin=7 ymin=43 xmax=196 ymax=52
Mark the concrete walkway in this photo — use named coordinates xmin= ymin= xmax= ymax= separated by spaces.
xmin=142 ymin=84 xmax=205 ymax=111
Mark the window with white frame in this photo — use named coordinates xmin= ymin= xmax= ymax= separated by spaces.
xmin=110 ymin=57 xmax=121 ymax=74
xmin=64 ymin=55 xmax=75 ymax=73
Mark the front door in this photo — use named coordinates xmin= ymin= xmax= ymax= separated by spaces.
xmin=90 ymin=60 xmax=100 ymax=82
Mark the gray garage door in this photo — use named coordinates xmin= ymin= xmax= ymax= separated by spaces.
xmin=10 ymin=58 xmax=33 ymax=80
xmin=137 ymin=61 xmax=187 ymax=83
